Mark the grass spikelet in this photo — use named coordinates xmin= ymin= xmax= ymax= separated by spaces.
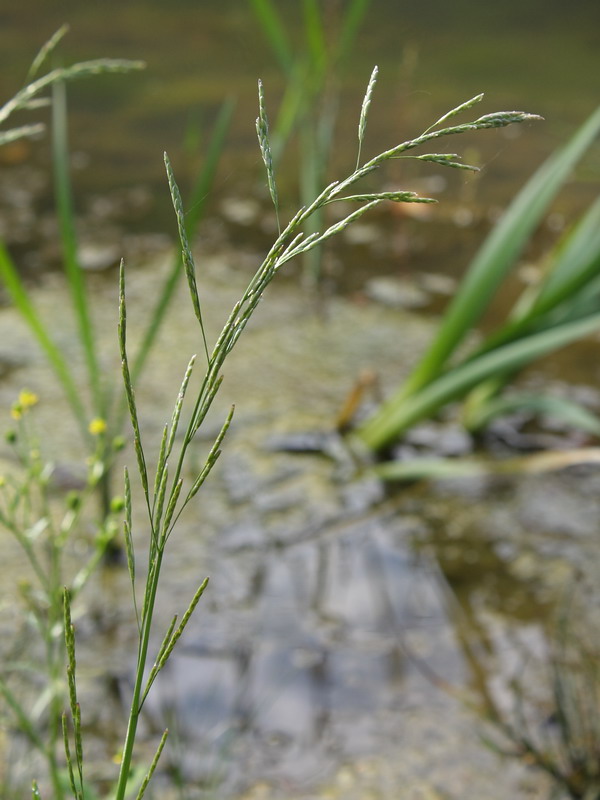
xmin=357 ymin=65 xmax=378 ymax=168
xmin=423 ymin=92 xmax=484 ymax=134
xmin=256 ymin=79 xmax=280 ymax=232
xmin=164 ymin=154 xmax=209 ymax=363
xmin=27 ymin=24 xmax=70 ymax=81
xmin=135 ymin=729 xmax=169 ymax=800
xmin=119 ymin=261 xmax=149 ymax=503
xmin=157 ymin=578 xmax=210 ymax=669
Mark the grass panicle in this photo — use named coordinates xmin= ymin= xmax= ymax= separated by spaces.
xmin=357 ymin=65 xmax=378 ymax=168
xmin=256 ymin=79 xmax=281 ymax=232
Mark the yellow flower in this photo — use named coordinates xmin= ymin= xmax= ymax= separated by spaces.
xmin=18 ymin=390 xmax=39 ymax=409
xmin=10 ymin=405 xmax=22 ymax=421
xmin=88 ymin=417 xmax=108 ymax=436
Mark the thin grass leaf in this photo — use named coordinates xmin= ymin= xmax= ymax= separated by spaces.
xmin=0 ymin=243 xmax=88 ymax=434
xmin=357 ymin=66 xmax=378 ymax=168
xmin=27 ymin=24 xmax=70 ymax=82
xmin=0 ymin=123 xmax=45 ymax=146
xmin=119 ymin=261 xmax=149 ymax=502
xmin=164 ymin=153 xmax=210 ymax=363
xmin=31 ymin=781 xmax=42 ymax=800
xmin=0 ymin=677 xmax=45 ymax=751
xmin=423 ymin=93 xmax=484 ymax=134
xmin=256 ymin=80 xmax=280 ymax=232
xmin=249 ymin=0 xmax=294 ymax=74
xmin=464 ymin=392 xmax=600 ymax=436
xmin=135 ymin=729 xmax=169 ymax=800
xmin=52 ymin=80 xmax=104 ymax=417
xmin=336 ymin=0 xmax=371 ymax=63
xmin=302 ymin=0 xmax=327 ymax=78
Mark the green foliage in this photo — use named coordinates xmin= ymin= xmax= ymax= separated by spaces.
xmin=355 ymin=106 xmax=600 ymax=457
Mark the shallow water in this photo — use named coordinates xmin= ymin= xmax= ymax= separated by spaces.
xmin=0 ymin=254 xmax=598 ymax=797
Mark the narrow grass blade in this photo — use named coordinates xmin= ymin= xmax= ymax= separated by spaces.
xmin=336 ymin=0 xmax=371 ymax=63
xmin=31 ymin=781 xmax=42 ymax=800
xmin=357 ymin=66 xmax=378 ymax=168
xmin=135 ymin=729 xmax=169 ymax=800
xmin=119 ymin=262 xmax=149 ymax=503
xmin=374 ymin=448 xmax=600 ymax=483
xmin=357 ymin=311 xmax=600 ymax=450
xmin=26 ymin=24 xmax=70 ymax=81
xmin=463 ymin=392 xmax=600 ymax=436
xmin=164 ymin=153 xmax=210 ymax=362
xmin=0 ymin=677 xmax=45 ymax=751
xmin=302 ymin=0 xmax=327 ymax=78
xmin=393 ymin=105 xmax=600 ymax=400
xmin=256 ymin=80 xmax=280 ymax=232
xmin=249 ymin=0 xmax=294 ymax=74
xmin=52 ymin=80 xmax=104 ymax=417
xmin=0 ymin=243 xmax=88 ymax=434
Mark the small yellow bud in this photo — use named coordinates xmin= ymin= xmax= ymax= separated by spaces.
xmin=18 ymin=390 xmax=39 ymax=409
xmin=88 ymin=417 xmax=107 ymax=436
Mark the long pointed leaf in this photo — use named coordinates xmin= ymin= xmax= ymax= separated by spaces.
xmin=0 ymin=243 xmax=88 ymax=433
xmin=398 ymin=105 xmax=600 ymax=398
xmin=358 ymin=311 xmax=600 ymax=450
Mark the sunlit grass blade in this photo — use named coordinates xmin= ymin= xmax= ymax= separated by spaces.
xmin=388 ymin=104 xmax=600 ymax=402
xmin=0 ymin=243 xmax=88 ymax=435
xmin=52 ymin=80 xmax=104 ymax=417
xmin=357 ymin=65 xmax=378 ymax=168
xmin=357 ymin=311 xmax=600 ymax=450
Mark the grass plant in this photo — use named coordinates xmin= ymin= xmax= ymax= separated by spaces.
xmin=0 ymin=43 xmax=542 ymax=796
xmin=354 ymin=106 xmax=600 ymax=469
xmin=249 ymin=0 xmax=371 ymax=287
xmin=0 ymin=28 xmax=233 ymax=521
